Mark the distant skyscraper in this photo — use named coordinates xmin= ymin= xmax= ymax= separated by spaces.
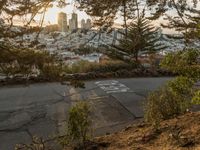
xmin=81 ymin=19 xmax=92 ymax=30
xmin=86 ymin=19 xmax=92 ymax=30
xmin=58 ymin=12 xmax=68 ymax=32
xmin=69 ymin=12 xmax=78 ymax=31
xmin=72 ymin=13 xmax=78 ymax=29
xmin=81 ymin=19 xmax=86 ymax=29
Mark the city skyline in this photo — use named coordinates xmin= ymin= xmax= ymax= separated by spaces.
xmin=57 ymin=12 xmax=92 ymax=31
xmin=37 ymin=2 xmax=90 ymax=25
xmin=11 ymin=1 xmax=179 ymax=34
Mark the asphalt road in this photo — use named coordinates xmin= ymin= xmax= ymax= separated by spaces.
xmin=0 ymin=77 xmax=171 ymax=150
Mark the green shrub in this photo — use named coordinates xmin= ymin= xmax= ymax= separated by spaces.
xmin=160 ymin=49 xmax=200 ymax=79
xmin=15 ymin=136 xmax=46 ymax=150
xmin=144 ymin=76 xmax=194 ymax=127
xmin=40 ymin=64 xmax=63 ymax=80
xmin=192 ymin=90 xmax=200 ymax=105
xmin=146 ymin=49 xmax=200 ymax=127
xmin=0 ymin=43 xmax=62 ymax=80
xmin=69 ymin=80 xmax=85 ymax=88
xmin=64 ymin=60 xmax=137 ymax=74
xmin=61 ymin=101 xmax=92 ymax=148
xmin=69 ymin=60 xmax=93 ymax=73
xmin=167 ymin=76 xmax=194 ymax=96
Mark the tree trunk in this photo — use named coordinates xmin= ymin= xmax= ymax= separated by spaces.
xmin=122 ymin=0 xmax=128 ymax=37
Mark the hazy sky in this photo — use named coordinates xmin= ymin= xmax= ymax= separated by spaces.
xmin=16 ymin=0 xmax=199 ymax=34
xmin=36 ymin=1 xmax=90 ymax=26
xmin=39 ymin=0 xmax=172 ymax=32
xmin=36 ymin=3 xmax=174 ymax=34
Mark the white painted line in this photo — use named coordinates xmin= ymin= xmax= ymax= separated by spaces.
xmin=96 ymin=80 xmax=131 ymax=93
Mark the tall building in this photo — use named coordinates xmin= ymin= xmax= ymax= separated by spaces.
xmin=58 ymin=12 xmax=68 ymax=32
xmin=81 ymin=19 xmax=92 ymax=30
xmin=86 ymin=19 xmax=92 ymax=30
xmin=72 ymin=13 xmax=78 ymax=29
xmin=69 ymin=12 xmax=78 ymax=31
xmin=81 ymin=19 xmax=86 ymax=29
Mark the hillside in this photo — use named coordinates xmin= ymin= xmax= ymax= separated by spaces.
xmin=86 ymin=112 xmax=200 ymax=150
xmin=5 ymin=27 xmax=200 ymax=53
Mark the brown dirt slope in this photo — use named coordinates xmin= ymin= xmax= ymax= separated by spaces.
xmin=93 ymin=112 xmax=200 ymax=150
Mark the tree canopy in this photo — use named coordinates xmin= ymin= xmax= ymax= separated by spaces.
xmin=0 ymin=0 xmax=67 ymax=38
xmin=76 ymin=0 xmax=200 ymax=41
xmin=117 ymin=16 xmax=166 ymax=62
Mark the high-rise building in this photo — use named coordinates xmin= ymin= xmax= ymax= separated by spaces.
xmin=81 ymin=19 xmax=86 ymax=29
xmin=58 ymin=12 xmax=68 ymax=32
xmin=86 ymin=19 xmax=92 ymax=30
xmin=81 ymin=19 xmax=92 ymax=30
xmin=72 ymin=13 xmax=78 ymax=29
xmin=69 ymin=12 xmax=78 ymax=31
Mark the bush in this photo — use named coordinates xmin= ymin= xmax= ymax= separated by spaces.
xmin=61 ymin=101 xmax=92 ymax=148
xmin=161 ymin=49 xmax=200 ymax=79
xmin=145 ymin=49 xmax=200 ymax=127
xmin=69 ymin=80 xmax=85 ymax=88
xmin=144 ymin=76 xmax=194 ymax=127
xmin=0 ymin=43 xmax=62 ymax=80
xmin=192 ymin=90 xmax=200 ymax=105
xmin=64 ymin=60 xmax=137 ymax=74
xmin=167 ymin=76 xmax=194 ymax=96
xmin=39 ymin=64 xmax=63 ymax=81
xmin=15 ymin=136 xmax=46 ymax=150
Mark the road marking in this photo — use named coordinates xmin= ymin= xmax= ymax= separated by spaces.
xmin=95 ymin=80 xmax=131 ymax=94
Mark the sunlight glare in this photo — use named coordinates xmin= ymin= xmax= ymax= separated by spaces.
xmin=44 ymin=3 xmax=90 ymax=26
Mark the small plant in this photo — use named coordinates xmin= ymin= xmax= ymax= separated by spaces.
xmin=160 ymin=49 xmax=200 ymax=79
xmin=167 ymin=76 xmax=194 ymax=97
xmin=60 ymin=101 xmax=92 ymax=149
xmin=15 ymin=136 xmax=47 ymax=150
xmin=63 ymin=60 xmax=137 ymax=74
xmin=145 ymin=49 xmax=200 ymax=127
xmin=144 ymin=76 xmax=194 ymax=127
xmin=69 ymin=80 xmax=85 ymax=88
xmin=40 ymin=64 xmax=63 ymax=80
xmin=192 ymin=90 xmax=200 ymax=105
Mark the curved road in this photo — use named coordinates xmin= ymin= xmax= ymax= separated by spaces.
xmin=0 ymin=77 xmax=171 ymax=150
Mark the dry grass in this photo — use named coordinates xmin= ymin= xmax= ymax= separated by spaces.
xmin=94 ymin=112 xmax=200 ymax=150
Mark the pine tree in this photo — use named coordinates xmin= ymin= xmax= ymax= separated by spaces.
xmin=76 ymin=0 xmax=200 ymax=43
xmin=0 ymin=0 xmax=67 ymax=38
xmin=146 ymin=0 xmax=200 ymax=42
xmin=76 ymin=0 xmax=142 ymax=29
xmin=117 ymin=17 xmax=166 ymax=62
xmin=184 ymin=13 xmax=200 ymax=40
xmin=0 ymin=0 xmax=66 ymax=78
xmin=77 ymin=0 xmax=120 ymax=28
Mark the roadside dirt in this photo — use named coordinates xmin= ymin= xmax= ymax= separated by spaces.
xmin=87 ymin=112 xmax=200 ymax=150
